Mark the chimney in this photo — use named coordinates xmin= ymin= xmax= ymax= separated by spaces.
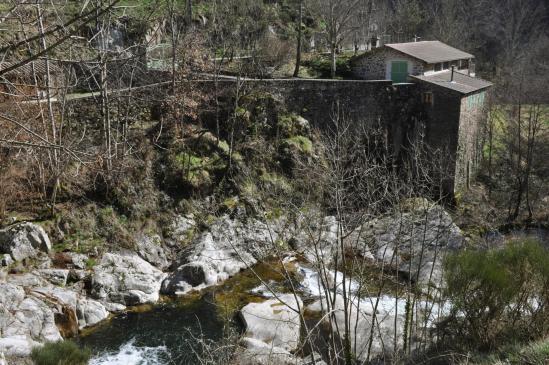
xmin=451 ymin=66 xmax=455 ymax=82
xmin=370 ymin=36 xmax=379 ymax=49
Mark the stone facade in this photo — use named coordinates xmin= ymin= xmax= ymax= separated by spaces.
xmin=351 ymin=48 xmax=425 ymax=81
xmin=413 ymin=80 xmax=489 ymax=194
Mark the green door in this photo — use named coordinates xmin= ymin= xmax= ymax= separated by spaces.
xmin=391 ymin=61 xmax=408 ymax=83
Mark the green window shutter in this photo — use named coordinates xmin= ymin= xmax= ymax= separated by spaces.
xmin=391 ymin=61 xmax=408 ymax=83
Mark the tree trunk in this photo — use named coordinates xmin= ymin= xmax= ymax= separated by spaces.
xmin=186 ymin=0 xmax=192 ymax=27
xmin=330 ymin=43 xmax=337 ymax=78
xmin=292 ymin=0 xmax=303 ymax=78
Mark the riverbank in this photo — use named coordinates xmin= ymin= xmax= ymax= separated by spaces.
xmin=1 ymin=201 xmax=468 ymax=364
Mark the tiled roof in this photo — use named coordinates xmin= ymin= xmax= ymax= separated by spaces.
xmin=0 ymin=60 xmax=62 ymax=79
xmin=410 ymin=71 xmax=492 ymax=94
xmin=385 ymin=41 xmax=473 ymax=63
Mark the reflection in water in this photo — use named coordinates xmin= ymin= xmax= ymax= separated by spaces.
xmin=80 ymin=295 xmax=233 ymax=365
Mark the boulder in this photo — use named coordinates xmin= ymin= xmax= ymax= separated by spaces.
xmin=6 ymin=273 xmax=49 ymax=288
xmin=90 ymin=252 xmax=167 ymax=305
xmin=235 ymin=337 xmax=298 ymax=365
xmin=300 ymin=352 xmax=328 ymax=365
xmin=0 ymin=223 xmax=51 ymax=262
xmin=350 ymin=204 xmax=463 ymax=287
xmin=51 ymin=252 xmax=89 ymax=270
xmin=240 ymin=294 xmax=303 ymax=352
xmin=135 ymin=234 xmax=169 ymax=270
xmin=289 ymin=216 xmax=339 ymax=267
xmin=36 ymin=269 xmax=69 ymax=286
xmin=307 ymin=294 xmax=405 ymax=362
xmin=0 ymin=283 xmax=63 ymax=350
xmin=165 ymin=214 xmax=196 ymax=248
xmin=162 ymin=216 xmax=277 ymax=295
xmin=76 ymin=298 xmax=109 ymax=329
xmin=0 ymin=336 xmax=41 ymax=357
xmin=0 ymin=254 xmax=13 ymax=267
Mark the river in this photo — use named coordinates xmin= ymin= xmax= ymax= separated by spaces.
xmin=79 ymin=295 xmax=234 ymax=365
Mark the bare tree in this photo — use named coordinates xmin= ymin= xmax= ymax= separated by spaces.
xmin=307 ymin=0 xmax=366 ymax=78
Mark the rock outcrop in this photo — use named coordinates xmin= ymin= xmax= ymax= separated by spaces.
xmin=307 ymin=294 xmax=405 ymax=362
xmin=0 ymin=283 xmax=62 ymax=357
xmin=240 ymin=294 xmax=303 ymax=352
xmin=91 ymin=252 xmax=167 ymax=305
xmin=235 ymin=337 xmax=298 ymax=365
xmin=162 ymin=216 xmax=276 ymax=295
xmin=0 ymin=223 xmax=51 ymax=262
xmin=135 ymin=234 xmax=169 ymax=270
xmin=347 ymin=203 xmax=463 ymax=287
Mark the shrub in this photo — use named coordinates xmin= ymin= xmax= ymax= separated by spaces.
xmin=444 ymin=239 xmax=549 ymax=349
xmin=31 ymin=340 xmax=91 ymax=365
xmin=303 ymin=54 xmax=353 ymax=78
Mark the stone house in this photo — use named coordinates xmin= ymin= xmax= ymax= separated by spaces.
xmin=411 ymin=71 xmax=492 ymax=193
xmin=350 ymin=40 xmax=475 ymax=83
xmin=351 ymin=40 xmax=492 ymax=195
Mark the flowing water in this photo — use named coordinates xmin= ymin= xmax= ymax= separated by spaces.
xmin=79 ymin=295 xmax=234 ymax=365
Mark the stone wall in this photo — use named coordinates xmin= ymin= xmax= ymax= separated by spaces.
xmin=184 ymin=79 xmax=394 ymax=129
xmin=243 ymin=79 xmax=393 ymax=127
xmin=351 ymin=48 xmax=425 ymax=80
xmin=413 ymin=81 xmax=463 ymax=194
xmin=66 ymin=77 xmax=486 ymax=197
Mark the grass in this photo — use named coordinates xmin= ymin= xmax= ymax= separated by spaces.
xmin=283 ymin=136 xmax=313 ymax=155
xmin=460 ymin=338 xmax=549 ymax=364
xmin=31 ymin=340 xmax=90 ymax=365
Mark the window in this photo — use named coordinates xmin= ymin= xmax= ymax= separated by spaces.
xmin=442 ymin=62 xmax=450 ymax=70
xmin=459 ymin=59 xmax=469 ymax=70
xmin=422 ymin=91 xmax=434 ymax=105
xmin=434 ymin=63 xmax=442 ymax=72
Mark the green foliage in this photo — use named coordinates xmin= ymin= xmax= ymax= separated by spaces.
xmin=85 ymin=258 xmax=97 ymax=269
xmin=276 ymin=113 xmax=310 ymax=138
xmin=31 ymin=340 xmax=90 ymax=365
xmin=444 ymin=239 xmax=549 ymax=349
xmin=282 ymin=136 xmax=313 ymax=155
xmin=302 ymin=54 xmax=353 ymax=78
xmin=163 ymin=134 xmax=231 ymax=196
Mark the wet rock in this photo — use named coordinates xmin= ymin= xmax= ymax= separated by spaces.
xmin=76 ymin=298 xmax=109 ymax=329
xmin=240 ymin=294 xmax=303 ymax=352
xmin=161 ymin=262 xmax=207 ymax=295
xmin=0 ymin=223 xmax=51 ymax=262
xmin=135 ymin=234 xmax=169 ymax=270
xmin=162 ymin=216 xmax=277 ymax=295
xmin=91 ymin=252 xmax=167 ymax=305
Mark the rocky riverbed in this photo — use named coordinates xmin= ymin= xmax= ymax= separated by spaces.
xmin=0 ymin=202 xmax=463 ymax=364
